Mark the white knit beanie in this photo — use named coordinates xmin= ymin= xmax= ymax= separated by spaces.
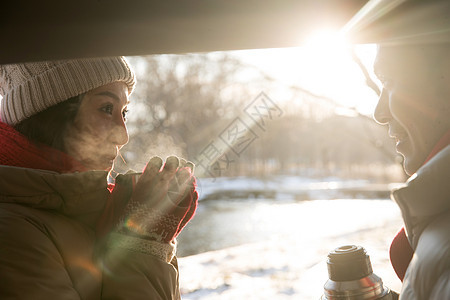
xmin=0 ymin=56 xmax=136 ymax=125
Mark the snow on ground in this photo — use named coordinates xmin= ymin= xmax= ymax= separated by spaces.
xmin=196 ymin=175 xmax=372 ymax=199
xmin=177 ymin=198 xmax=404 ymax=299
xmin=196 ymin=175 xmax=400 ymax=201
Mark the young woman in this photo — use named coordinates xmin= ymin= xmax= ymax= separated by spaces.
xmin=0 ymin=57 xmax=198 ymax=299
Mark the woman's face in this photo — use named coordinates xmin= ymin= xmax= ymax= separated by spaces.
xmin=64 ymin=82 xmax=130 ymax=171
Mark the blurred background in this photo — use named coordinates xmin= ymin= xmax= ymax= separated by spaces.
xmin=114 ymin=42 xmax=406 ymax=299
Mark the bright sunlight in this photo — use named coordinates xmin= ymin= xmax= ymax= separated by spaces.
xmin=228 ymin=37 xmax=379 ymax=116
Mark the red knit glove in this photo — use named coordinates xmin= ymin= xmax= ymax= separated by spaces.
xmin=118 ymin=156 xmax=198 ymax=243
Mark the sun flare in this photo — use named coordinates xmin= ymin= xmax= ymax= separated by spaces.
xmin=304 ymin=30 xmax=349 ymax=50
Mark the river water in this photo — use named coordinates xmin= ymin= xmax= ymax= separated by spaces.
xmin=177 ymin=176 xmax=402 ymax=257
xmin=176 ymin=177 xmax=405 ymax=298
xmin=177 ymin=197 xmax=402 ymax=257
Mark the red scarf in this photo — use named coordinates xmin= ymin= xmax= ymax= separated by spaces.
xmin=0 ymin=121 xmax=86 ymax=173
xmin=390 ymin=129 xmax=450 ymax=281
xmin=0 ymin=122 xmax=123 ymax=238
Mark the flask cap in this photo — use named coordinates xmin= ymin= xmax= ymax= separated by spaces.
xmin=327 ymin=245 xmax=373 ymax=281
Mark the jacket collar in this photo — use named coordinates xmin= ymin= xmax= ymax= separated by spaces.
xmin=0 ymin=165 xmax=110 ymax=226
xmin=392 ymin=145 xmax=450 ymax=248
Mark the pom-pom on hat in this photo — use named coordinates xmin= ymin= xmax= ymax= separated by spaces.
xmin=0 ymin=56 xmax=136 ymax=125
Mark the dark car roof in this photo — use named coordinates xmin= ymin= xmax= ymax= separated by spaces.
xmin=1 ymin=0 xmax=449 ymax=64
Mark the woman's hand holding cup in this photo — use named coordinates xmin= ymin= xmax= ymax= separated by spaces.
xmin=119 ymin=155 xmax=198 ymax=243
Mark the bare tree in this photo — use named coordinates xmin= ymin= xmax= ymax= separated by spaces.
xmin=117 ymin=54 xmax=245 ymax=172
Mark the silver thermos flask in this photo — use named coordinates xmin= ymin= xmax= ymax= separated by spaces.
xmin=321 ymin=245 xmax=396 ymax=300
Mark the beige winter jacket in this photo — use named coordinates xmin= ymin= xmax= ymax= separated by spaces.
xmin=0 ymin=166 xmax=181 ymax=299
xmin=392 ymin=145 xmax=450 ymax=300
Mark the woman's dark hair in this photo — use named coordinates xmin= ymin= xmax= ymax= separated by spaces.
xmin=14 ymin=94 xmax=83 ymax=152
